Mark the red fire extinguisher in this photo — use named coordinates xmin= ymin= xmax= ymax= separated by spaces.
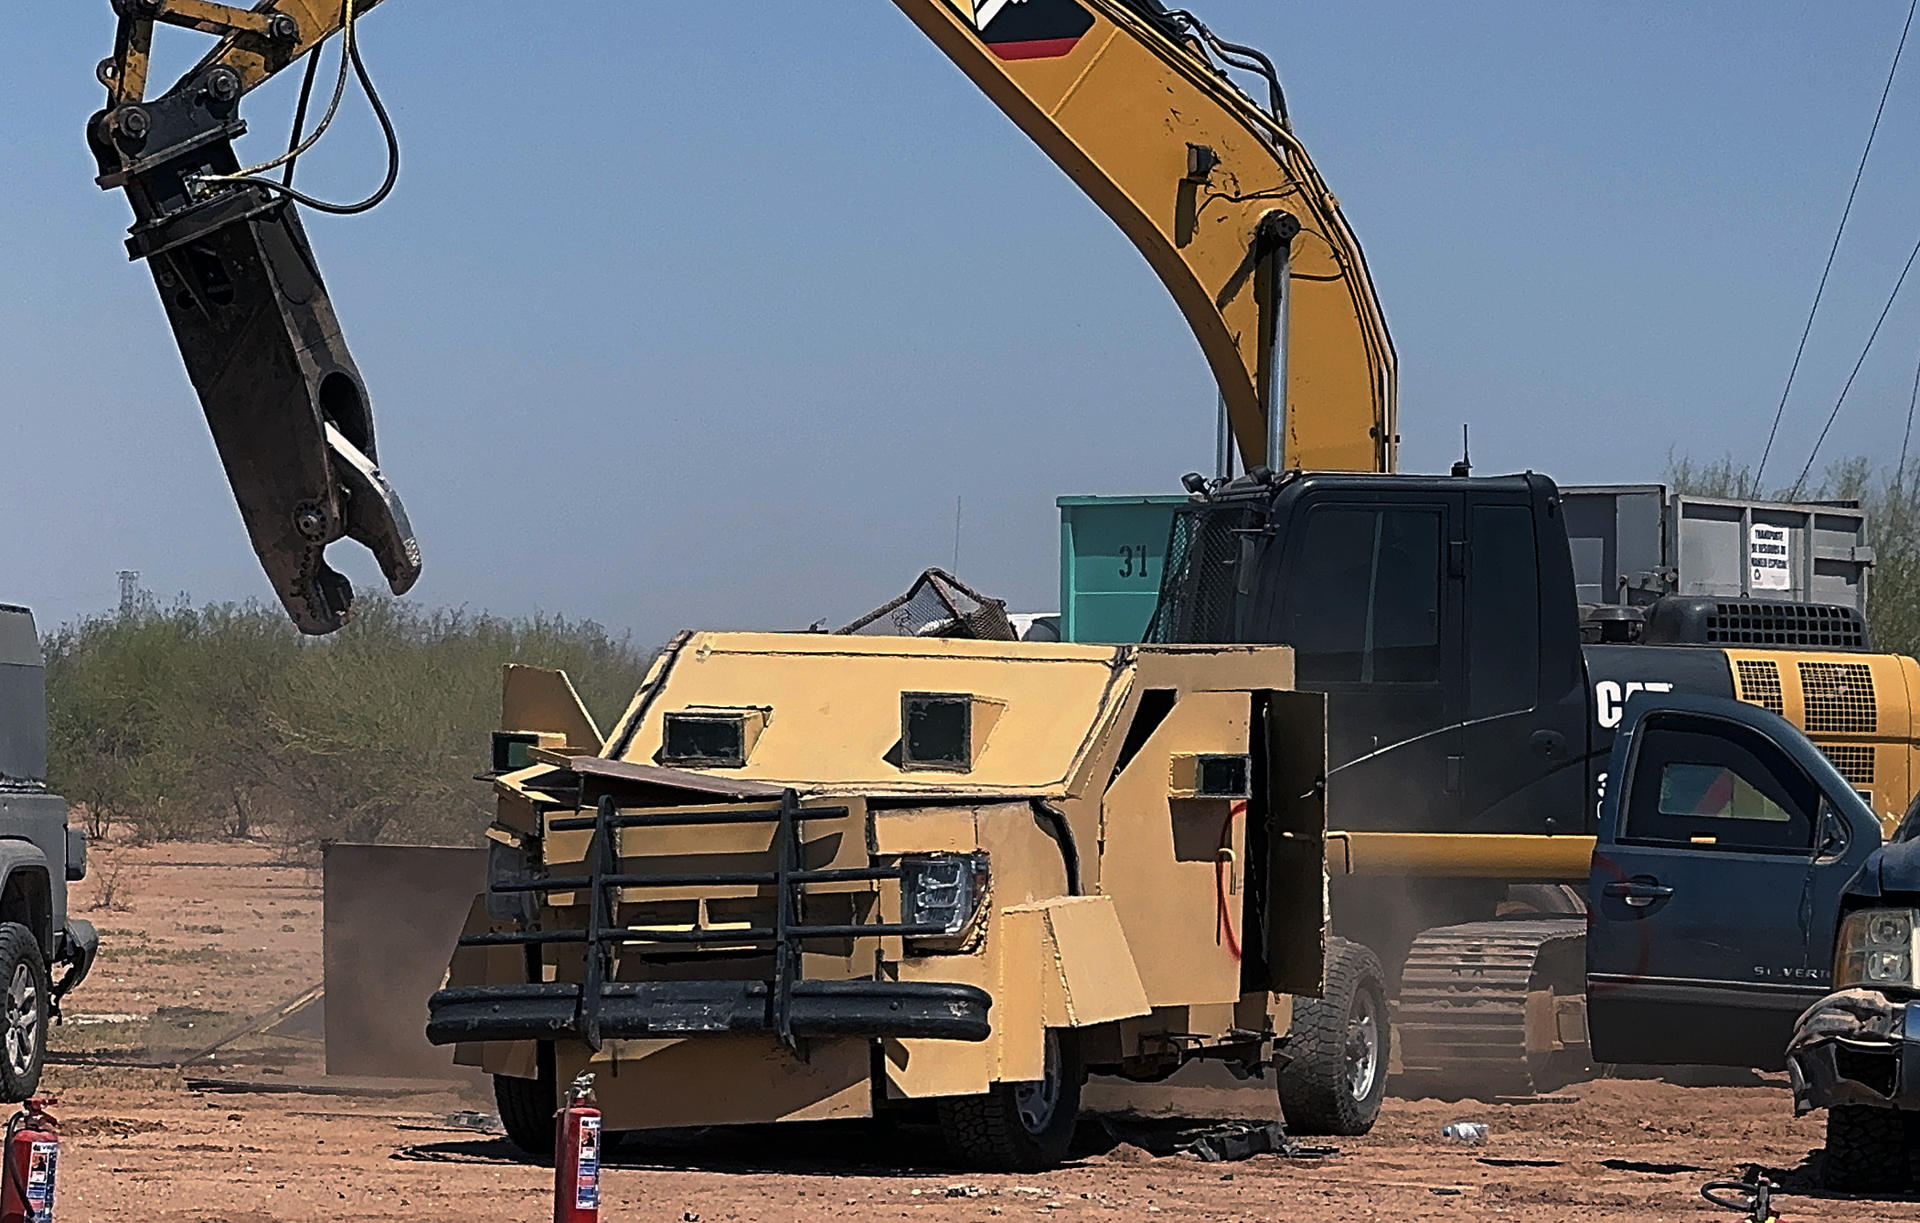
xmin=553 ymin=1073 xmax=601 ymax=1223
xmin=1 ymin=1097 xmax=58 ymax=1223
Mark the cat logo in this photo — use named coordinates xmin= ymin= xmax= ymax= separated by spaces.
xmin=944 ymin=0 xmax=1096 ymax=60
xmin=1594 ymin=680 xmax=1675 ymax=730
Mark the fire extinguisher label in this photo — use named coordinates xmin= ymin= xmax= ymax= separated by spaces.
xmin=26 ymin=1141 xmax=55 ymax=1219
xmin=574 ymin=1116 xmax=601 ymax=1212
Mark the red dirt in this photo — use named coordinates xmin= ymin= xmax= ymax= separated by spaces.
xmin=43 ymin=841 xmax=1920 ymax=1221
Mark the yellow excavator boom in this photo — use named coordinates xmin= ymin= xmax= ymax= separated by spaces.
xmin=891 ymin=0 xmax=1396 ymax=475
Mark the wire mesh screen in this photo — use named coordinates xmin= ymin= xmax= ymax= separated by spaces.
xmin=1145 ymin=503 xmax=1264 ymax=644
xmin=838 ymin=568 xmax=1017 ymax=640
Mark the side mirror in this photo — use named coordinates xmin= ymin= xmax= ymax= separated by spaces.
xmin=1816 ymin=800 xmax=1853 ymax=863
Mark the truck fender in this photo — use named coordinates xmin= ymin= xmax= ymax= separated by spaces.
xmin=0 ymin=842 xmax=54 ymax=956
xmin=1005 ymin=895 xmax=1151 ymax=1028
xmin=444 ymin=894 xmax=539 ymax=1080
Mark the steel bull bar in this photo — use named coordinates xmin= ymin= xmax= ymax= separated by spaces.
xmin=425 ymin=790 xmax=991 ymax=1051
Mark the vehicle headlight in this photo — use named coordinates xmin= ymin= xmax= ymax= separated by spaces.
xmin=900 ymin=853 xmax=989 ymax=938
xmin=1837 ymin=908 xmax=1919 ymax=989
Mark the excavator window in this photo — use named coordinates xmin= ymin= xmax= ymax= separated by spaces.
xmin=1466 ymin=504 xmax=1540 ymax=718
xmin=1280 ymin=507 xmax=1441 ymax=685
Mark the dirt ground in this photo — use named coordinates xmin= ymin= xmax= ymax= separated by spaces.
xmin=41 ymin=840 xmax=1920 ymax=1221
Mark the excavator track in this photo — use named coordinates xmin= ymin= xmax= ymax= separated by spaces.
xmin=1395 ymin=918 xmax=1589 ymax=1098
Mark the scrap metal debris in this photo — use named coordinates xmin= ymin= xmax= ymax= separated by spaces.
xmin=1786 ymin=986 xmax=1906 ymax=1114
xmin=393 ymin=1111 xmax=504 ymax=1135
xmin=1701 ymin=1175 xmax=1779 ymax=1222
xmin=1185 ymin=1121 xmax=1300 ymax=1162
xmin=1095 ymin=1117 xmax=1335 ymax=1164
xmin=184 ymin=1075 xmax=448 ymax=1099
xmin=837 ymin=568 xmax=1017 ymax=640
xmin=176 ymin=983 xmax=324 ymax=1066
xmin=1794 ymin=987 xmax=1903 ymax=1041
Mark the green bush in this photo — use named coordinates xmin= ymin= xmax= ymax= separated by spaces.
xmin=44 ymin=596 xmax=653 ymax=848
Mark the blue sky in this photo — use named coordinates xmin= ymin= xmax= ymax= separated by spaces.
xmin=4 ymin=3 xmax=1919 ymax=642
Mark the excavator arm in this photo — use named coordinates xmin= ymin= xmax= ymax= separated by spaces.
xmin=88 ymin=0 xmax=1395 ymax=635
xmin=89 ymin=0 xmax=410 ymax=635
xmin=892 ymin=0 xmax=1396 ymax=475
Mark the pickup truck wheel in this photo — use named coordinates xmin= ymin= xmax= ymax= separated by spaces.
xmin=0 ymin=925 xmax=48 ymax=1102
xmin=1279 ymin=937 xmax=1389 ymax=1137
xmin=495 ymin=1065 xmax=557 ymax=1158
xmin=937 ymin=1029 xmax=1083 ymax=1171
xmin=1823 ymin=1104 xmax=1911 ymax=1192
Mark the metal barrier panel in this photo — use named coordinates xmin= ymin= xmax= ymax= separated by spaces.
xmin=323 ymin=844 xmax=486 ymax=1080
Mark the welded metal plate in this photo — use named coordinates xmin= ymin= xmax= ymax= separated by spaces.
xmin=322 ymin=844 xmax=485 ymax=1080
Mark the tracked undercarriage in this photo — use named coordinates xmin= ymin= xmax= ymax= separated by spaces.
xmin=1396 ymin=919 xmax=1590 ymax=1097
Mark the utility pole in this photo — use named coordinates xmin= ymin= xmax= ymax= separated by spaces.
xmin=117 ymin=571 xmax=140 ymax=618
xmin=953 ymin=496 xmax=963 ymax=576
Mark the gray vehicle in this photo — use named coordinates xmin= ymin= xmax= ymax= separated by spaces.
xmin=0 ymin=605 xmax=94 ymax=1099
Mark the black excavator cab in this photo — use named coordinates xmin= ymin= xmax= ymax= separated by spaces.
xmin=1150 ymin=470 xmax=1592 ymax=840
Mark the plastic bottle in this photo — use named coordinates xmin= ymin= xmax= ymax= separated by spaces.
xmin=1440 ymin=1122 xmax=1489 ymax=1145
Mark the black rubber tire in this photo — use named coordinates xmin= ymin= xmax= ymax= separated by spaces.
xmin=495 ymin=1064 xmax=556 ymax=1158
xmin=1279 ymin=937 xmax=1389 ymax=1137
xmin=937 ymin=1030 xmax=1084 ymax=1171
xmin=0 ymin=924 xmax=50 ymax=1103
xmin=1823 ymin=1104 xmax=1912 ymax=1193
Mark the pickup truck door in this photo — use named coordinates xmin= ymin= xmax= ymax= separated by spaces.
xmin=1585 ymin=692 xmax=1879 ymax=1069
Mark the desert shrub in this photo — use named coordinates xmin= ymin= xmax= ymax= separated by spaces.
xmin=44 ymin=595 xmax=653 ymax=849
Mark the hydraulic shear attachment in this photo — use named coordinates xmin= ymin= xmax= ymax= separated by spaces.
xmin=88 ymin=0 xmax=415 ymax=634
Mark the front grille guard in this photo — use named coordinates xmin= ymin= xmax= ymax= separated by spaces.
xmin=460 ymin=789 xmax=953 ymax=1051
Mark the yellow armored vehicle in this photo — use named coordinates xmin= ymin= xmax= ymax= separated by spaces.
xmin=428 ymin=624 xmax=1331 ymax=1169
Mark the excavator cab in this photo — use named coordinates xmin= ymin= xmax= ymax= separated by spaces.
xmin=1149 ymin=470 xmax=1602 ymax=1100
xmin=1150 ymin=469 xmax=1593 ymax=842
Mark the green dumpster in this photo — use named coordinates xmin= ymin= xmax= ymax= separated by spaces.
xmin=1057 ymin=494 xmax=1186 ymax=644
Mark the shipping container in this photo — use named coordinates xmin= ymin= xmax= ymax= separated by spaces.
xmin=1562 ymin=485 xmax=1872 ymax=613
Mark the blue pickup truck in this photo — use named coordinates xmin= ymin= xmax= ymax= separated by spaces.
xmin=1588 ymin=691 xmax=1920 ymax=1191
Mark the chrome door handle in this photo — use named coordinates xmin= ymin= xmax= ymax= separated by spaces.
xmin=1603 ymin=881 xmax=1674 ymax=908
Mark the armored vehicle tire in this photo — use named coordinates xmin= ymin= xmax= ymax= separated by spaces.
xmin=938 ymin=1029 xmax=1084 ymax=1171
xmin=0 ymin=925 xmax=48 ymax=1102
xmin=495 ymin=1068 xmax=557 ymax=1158
xmin=1279 ymin=937 xmax=1388 ymax=1137
xmin=1823 ymin=1105 xmax=1912 ymax=1192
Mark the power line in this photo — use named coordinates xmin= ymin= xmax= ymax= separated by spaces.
xmin=1755 ymin=0 xmax=1917 ymax=488
xmin=1790 ymin=229 xmax=1920 ymax=498
xmin=1900 ymin=340 xmax=1920 ymax=489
